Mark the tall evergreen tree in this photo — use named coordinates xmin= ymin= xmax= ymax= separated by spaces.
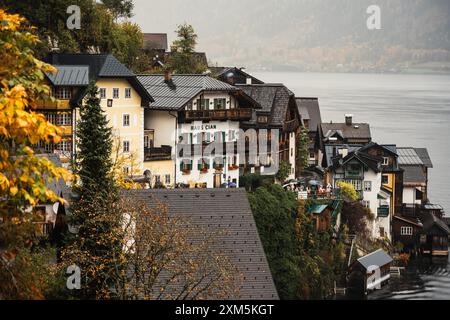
xmin=64 ymin=84 xmax=124 ymax=299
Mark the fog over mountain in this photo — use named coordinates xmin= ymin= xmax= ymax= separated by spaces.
xmin=132 ymin=0 xmax=450 ymax=73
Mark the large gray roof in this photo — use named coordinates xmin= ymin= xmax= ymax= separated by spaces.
xmin=402 ymin=165 xmax=427 ymax=184
xmin=397 ymin=147 xmax=433 ymax=168
xmin=356 ymin=249 xmax=393 ymax=270
xmin=137 ymin=74 xmax=239 ymax=110
xmin=237 ymin=84 xmax=294 ymax=127
xmin=421 ymin=211 xmax=450 ymax=234
xmin=296 ymin=97 xmax=322 ymax=132
xmin=46 ymin=65 xmax=89 ymax=86
xmin=125 ymin=188 xmax=279 ymax=300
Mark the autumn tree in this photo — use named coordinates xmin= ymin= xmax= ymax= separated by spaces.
xmin=0 ymin=9 xmax=71 ymax=299
xmin=120 ymin=197 xmax=241 ymax=300
xmin=167 ymin=23 xmax=207 ymax=74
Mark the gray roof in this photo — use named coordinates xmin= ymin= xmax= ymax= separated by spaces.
xmin=397 ymin=147 xmax=433 ymax=168
xmin=237 ymin=84 xmax=294 ymax=127
xmin=356 ymin=249 xmax=393 ymax=270
xmin=44 ymin=53 xmax=153 ymax=105
xmin=321 ymin=122 xmax=371 ymax=140
xmin=46 ymin=65 xmax=89 ymax=86
xmin=138 ymin=74 xmax=239 ymax=110
xmin=401 ymin=165 xmax=427 ymax=184
xmin=296 ymin=97 xmax=322 ymax=132
xmin=125 ymin=188 xmax=279 ymax=300
xmin=421 ymin=211 xmax=450 ymax=234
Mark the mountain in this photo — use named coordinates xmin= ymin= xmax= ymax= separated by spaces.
xmin=132 ymin=0 xmax=450 ymax=73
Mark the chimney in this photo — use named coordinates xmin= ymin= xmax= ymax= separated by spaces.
xmin=345 ymin=114 xmax=353 ymax=126
xmin=164 ymin=69 xmax=172 ymax=83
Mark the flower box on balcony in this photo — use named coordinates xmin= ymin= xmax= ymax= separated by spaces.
xmin=182 ymin=169 xmax=191 ymax=175
xmin=200 ymin=168 xmax=209 ymax=174
xmin=214 ymin=166 xmax=224 ymax=172
xmin=228 ymin=165 xmax=239 ymax=171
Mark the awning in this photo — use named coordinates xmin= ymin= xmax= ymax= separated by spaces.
xmin=378 ymin=189 xmax=390 ymax=200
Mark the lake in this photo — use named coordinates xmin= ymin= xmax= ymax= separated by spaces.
xmin=251 ymin=71 xmax=450 ymax=215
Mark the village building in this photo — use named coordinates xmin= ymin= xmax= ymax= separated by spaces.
xmin=137 ymin=73 xmax=261 ymax=188
xmin=323 ymin=147 xmax=392 ymax=240
xmin=39 ymin=53 xmax=154 ymax=171
xmin=237 ymin=84 xmax=301 ymax=180
xmin=347 ymin=249 xmax=393 ymax=295
xmin=358 ymin=143 xmax=404 ymax=215
xmin=318 ymin=114 xmax=371 ymax=148
xmin=125 ymin=188 xmax=279 ymax=300
xmin=397 ymin=147 xmax=433 ymax=212
xmin=419 ymin=211 xmax=450 ymax=259
xmin=296 ymin=97 xmax=323 ymax=166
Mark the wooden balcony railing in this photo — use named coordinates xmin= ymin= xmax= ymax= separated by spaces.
xmin=36 ymin=99 xmax=71 ymax=110
xmin=144 ymin=145 xmax=172 ymax=161
xmin=184 ymin=109 xmax=252 ymax=122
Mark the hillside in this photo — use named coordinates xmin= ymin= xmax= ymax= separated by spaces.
xmin=133 ymin=0 xmax=450 ymax=73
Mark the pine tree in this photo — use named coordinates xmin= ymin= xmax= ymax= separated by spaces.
xmin=64 ymin=83 xmax=124 ymax=299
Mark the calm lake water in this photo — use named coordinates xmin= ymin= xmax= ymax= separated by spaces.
xmin=252 ymin=71 xmax=450 ymax=299
xmin=252 ymin=71 xmax=450 ymax=216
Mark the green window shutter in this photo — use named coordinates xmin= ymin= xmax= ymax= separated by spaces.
xmin=180 ymin=161 xmax=183 ymax=171
xmin=222 ymin=132 xmax=226 ymax=142
xmin=189 ymin=161 xmax=193 ymax=170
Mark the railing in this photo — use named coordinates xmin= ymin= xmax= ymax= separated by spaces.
xmin=184 ymin=109 xmax=252 ymax=122
xmin=36 ymin=99 xmax=71 ymax=109
xmin=401 ymin=204 xmax=421 ymax=217
xmin=144 ymin=145 xmax=172 ymax=161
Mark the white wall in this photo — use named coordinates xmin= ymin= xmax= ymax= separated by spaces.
xmin=144 ymin=110 xmax=176 ymax=148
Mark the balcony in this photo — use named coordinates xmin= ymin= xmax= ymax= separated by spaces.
xmin=144 ymin=145 xmax=172 ymax=161
xmin=184 ymin=109 xmax=252 ymax=122
xmin=37 ymin=99 xmax=70 ymax=110
xmin=401 ymin=204 xmax=421 ymax=218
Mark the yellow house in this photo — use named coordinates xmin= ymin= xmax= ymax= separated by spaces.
xmin=40 ymin=53 xmax=153 ymax=172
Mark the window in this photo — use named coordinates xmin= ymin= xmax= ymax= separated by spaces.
xmin=144 ymin=130 xmax=154 ymax=148
xmin=99 ymin=88 xmax=106 ymax=99
xmin=382 ymin=157 xmax=389 ymax=165
xmin=165 ymin=174 xmax=171 ymax=185
xmin=59 ymin=113 xmax=71 ymax=126
xmin=185 ymin=102 xmax=193 ymax=110
xmin=379 ymin=227 xmax=385 ymax=237
xmin=362 ymin=200 xmax=370 ymax=208
xmin=123 ymin=167 xmax=130 ymax=175
xmin=228 ymin=130 xmax=236 ymax=142
xmin=257 ymin=116 xmax=268 ymax=124
xmin=364 ymin=181 xmax=372 ymax=192
xmin=309 ymin=151 xmax=315 ymax=159
xmin=123 ymin=140 xmax=130 ymax=153
xmin=196 ymin=99 xmax=210 ymax=110
xmin=53 ymin=87 xmax=72 ymax=100
xmin=214 ymin=98 xmax=226 ymax=110
xmin=123 ymin=114 xmax=130 ymax=127
xmin=401 ymin=226 xmax=413 ymax=236
xmin=382 ymin=175 xmax=389 ymax=184
xmin=57 ymin=140 xmax=71 ymax=152
xmin=113 ymin=88 xmax=119 ymax=99
xmin=155 ymin=175 xmax=161 ymax=183
xmin=125 ymin=88 xmax=131 ymax=99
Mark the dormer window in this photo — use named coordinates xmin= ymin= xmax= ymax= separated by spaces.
xmin=382 ymin=157 xmax=389 ymax=165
